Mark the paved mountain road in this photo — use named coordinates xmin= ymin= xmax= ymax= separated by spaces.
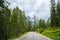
xmin=16 ymin=32 xmax=52 ymax=40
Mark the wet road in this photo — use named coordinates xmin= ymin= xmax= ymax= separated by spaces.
xmin=17 ymin=32 xmax=52 ymax=40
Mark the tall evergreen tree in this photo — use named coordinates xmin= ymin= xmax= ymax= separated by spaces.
xmin=33 ymin=16 xmax=36 ymax=31
xmin=0 ymin=0 xmax=8 ymax=40
xmin=39 ymin=19 xmax=46 ymax=29
xmin=51 ymin=0 xmax=58 ymax=27
xmin=11 ymin=8 xmax=18 ymax=37
xmin=3 ymin=6 xmax=11 ymax=39
xmin=47 ymin=18 xmax=51 ymax=27
xmin=18 ymin=8 xmax=25 ymax=33
xmin=27 ymin=20 xmax=32 ymax=31
xmin=57 ymin=0 xmax=60 ymax=26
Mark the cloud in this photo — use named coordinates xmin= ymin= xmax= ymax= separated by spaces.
xmin=6 ymin=0 xmax=50 ymax=20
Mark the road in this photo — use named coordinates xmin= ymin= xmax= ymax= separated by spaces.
xmin=16 ymin=32 xmax=52 ymax=40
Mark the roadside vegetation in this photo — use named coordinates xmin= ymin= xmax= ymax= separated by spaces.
xmin=42 ymin=27 xmax=60 ymax=40
xmin=36 ymin=27 xmax=60 ymax=40
xmin=36 ymin=0 xmax=60 ymax=40
xmin=0 ymin=0 xmax=60 ymax=40
xmin=0 ymin=0 xmax=31 ymax=40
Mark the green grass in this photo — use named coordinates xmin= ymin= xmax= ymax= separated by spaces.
xmin=37 ymin=27 xmax=60 ymax=40
xmin=8 ymin=32 xmax=28 ymax=40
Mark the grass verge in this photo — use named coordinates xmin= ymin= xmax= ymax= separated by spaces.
xmin=8 ymin=32 xmax=28 ymax=40
xmin=36 ymin=27 xmax=60 ymax=40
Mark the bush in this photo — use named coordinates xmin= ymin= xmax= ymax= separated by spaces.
xmin=41 ymin=27 xmax=60 ymax=40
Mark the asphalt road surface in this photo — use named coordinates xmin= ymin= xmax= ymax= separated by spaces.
xmin=16 ymin=32 xmax=52 ymax=40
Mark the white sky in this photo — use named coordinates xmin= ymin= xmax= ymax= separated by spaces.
xmin=6 ymin=0 xmax=51 ymax=20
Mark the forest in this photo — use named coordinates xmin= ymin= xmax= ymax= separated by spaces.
xmin=0 ymin=0 xmax=60 ymax=40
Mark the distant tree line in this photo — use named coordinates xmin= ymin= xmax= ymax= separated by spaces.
xmin=34 ymin=0 xmax=60 ymax=33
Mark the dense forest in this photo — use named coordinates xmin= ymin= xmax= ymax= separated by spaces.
xmin=0 ymin=0 xmax=60 ymax=40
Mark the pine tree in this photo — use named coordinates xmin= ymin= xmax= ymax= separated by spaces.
xmin=57 ymin=0 xmax=60 ymax=26
xmin=0 ymin=0 xmax=8 ymax=40
xmin=3 ymin=6 xmax=11 ymax=39
xmin=39 ymin=19 xmax=46 ymax=29
xmin=11 ymin=8 xmax=18 ymax=37
xmin=18 ymin=9 xmax=27 ymax=33
xmin=51 ymin=0 xmax=58 ymax=27
xmin=28 ymin=20 xmax=32 ymax=31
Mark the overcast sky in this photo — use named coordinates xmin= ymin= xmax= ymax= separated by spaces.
xmin=6 ymin=0 xmax=51 ymax=21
